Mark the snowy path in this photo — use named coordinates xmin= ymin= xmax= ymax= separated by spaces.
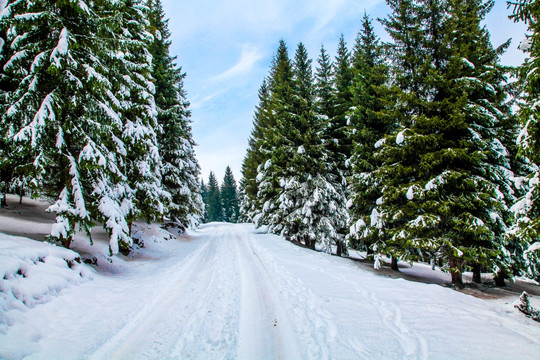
xmin=1 ymin=223 xmax=540 ymax=359
xmin=89 ymin=224 xmax=301 ymax=360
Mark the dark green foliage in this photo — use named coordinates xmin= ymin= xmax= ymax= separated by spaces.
xmin=359 ymin=0 xmax=516 ymax=284
xmin=206 ymin=172 xmax=223 ymax=222
xmin=0 ymin=0 xmax=202 ymax=253
xmin=347 ymin=14 xmax=393 ymax=254
xmin=508 ymin=0 xmax=540 ymax=281
xmin=148 ymin=0 xmax=203 ymax=229
xmin=240 ymin=79 xmax=272 ymax=221
xmin=245 ymin=41 xmax=349 ymax=252
xmin=221 ymin=166 xmax=240 ymax=223
xmin=315 ymin=45 xmax=349 ymax=255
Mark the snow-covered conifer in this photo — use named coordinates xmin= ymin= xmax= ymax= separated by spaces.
xmin=241 ymin=78 xmax=272 ymax=221
xmin=346 ymin=14 xmax=393 ymax=258
xmin=255 ymin=40 xmax=294 ymax=229
xmin=206 ymin=171 xmax=223 ymax=222
xmin=148 ymin=0 xmax=203 ymax=229
xmin=110 ymin=1 xmax=165 ymax=243
xmin=509 ymin=0 xmax=540 ymax=282
xmin=221 ymin=166 xmax=239 ymax=223
xmin=0 ymin=0 xmax=138 ymax=252
xmin=256 ymin=42 xmax=349 ymax=252
xmin=315 ymin=45 xmax=349 ymax=255
xmin=368 ymin=0 xmax=515 ymax=285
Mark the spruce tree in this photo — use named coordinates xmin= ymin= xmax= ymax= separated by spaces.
xmin=315 ymin=45 xmax=349 ymax=255
xmin=240 ymin=78 xmax=272 ymax=221
xmin=200 ymin=179 xmax=209 ymax=222
xmin=334 ymin=35 xmax=354 ymax=123
xmin=0 ymin=15 xmax=18 ymax=208
xmin=112 ymin=0 xmax=165 ymax=242
xmin=443 ymin=0 xmax=516 ymax=284
xmin=148 ymin=0 xmax=203 ymax=229
xmin=256 ymin=42 xmax=348 ymax=252
xmin=509 ymin=0 xmax=540 ymax=282
xmin=256 ymin=40 xmax=295 ymax=229
xmin=206 ymin=171 xmax=223 ymax=222
xmin=368 ymin=0 xmax=516 ymax=284
xmin=221 ymin=166 xmax=239 ymax=223
xmin=0 ymin=0 xmax=137 ymax=253
xmin=347 ymin=14 xmax=393 ymax=259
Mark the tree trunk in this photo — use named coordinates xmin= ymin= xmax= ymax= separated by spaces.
xmin=391 ymin=257 xmax=399 ymax=271
xmin=494 ymin=270 xmax=507 ymax=287
xmin=472 ymin=264 xmax=482 ymax=284
xmin=336 ymin=241 xmax=343 ymax=257
xmin=63 ymin=237 xmax=72 ymax=249
xmin=366 ymin=246 xmax=374 ymax=260
xmin=0 ymin=193 xmax=7 ymax=208
xmin=449 ymin=255 xmax=463 ymax=286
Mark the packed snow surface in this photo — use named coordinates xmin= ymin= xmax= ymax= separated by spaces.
xmin=1 ymin=223 xmax=540 ymax=359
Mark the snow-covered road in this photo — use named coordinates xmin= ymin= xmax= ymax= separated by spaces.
xmin=1 ymin=223 xmax=540 ymax=359
xmin=90 ymin=224 xmax=301 ymax=359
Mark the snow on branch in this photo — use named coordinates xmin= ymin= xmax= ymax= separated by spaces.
xmin=50 ymin=28 xmax=69 ymax=68
xmin=515 ymin=292 xmax=540 ymax=322
xmin=14 ymin=93 xmax=56 ymax=147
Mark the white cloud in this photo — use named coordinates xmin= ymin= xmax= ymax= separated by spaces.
xmin=190 ymin=88 xmax=227 ymax=110
xmin=163 ymin=0 xmax=386 ymax=42
xmin=212 ymin=45 xmax=263 ymax=81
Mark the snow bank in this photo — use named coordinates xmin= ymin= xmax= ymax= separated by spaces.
xmin=0 ymin=234 xmax=93 ymax=333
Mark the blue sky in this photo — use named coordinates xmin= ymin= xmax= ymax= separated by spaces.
xmin=162 ymin=0 xmax=528 ymax=182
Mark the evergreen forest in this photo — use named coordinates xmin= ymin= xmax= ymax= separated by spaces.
xmin=200 ymin=166 xmax=240 ymax=223
xmin=0 ymin=0 xmax=203 ymax=254
xmin=0 ymin=0 xmax=539 ymax=287
xmin=240 ymin=0 xmax=540 ymax=285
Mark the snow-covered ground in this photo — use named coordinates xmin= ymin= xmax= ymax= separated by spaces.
xmin=1 ymin=196 xmax=540 ymax=359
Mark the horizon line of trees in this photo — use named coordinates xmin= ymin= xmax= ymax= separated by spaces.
xmin=240 ymin=0 xmax=540 ymax=285
xmin=201 ymin=166 xmax=240 ymax=223
xmin=0 ymin=0 xmax=203 ymax=255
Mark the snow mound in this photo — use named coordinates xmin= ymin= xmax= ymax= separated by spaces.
xmin=0 ymin=233 xmax=94 ymax=332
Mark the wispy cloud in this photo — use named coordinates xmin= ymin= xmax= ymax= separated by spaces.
xmin=190 ymin=88 xmax=227 ymax=110
xmin=212 ymin=45 xmax=264 ymax=81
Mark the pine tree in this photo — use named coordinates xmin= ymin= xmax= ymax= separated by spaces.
xmin=256 ymin=40 xmax=295 ymax=229
xmin=206 ymin=171 xmax=223 ymax=222
xmin=331 ymin=34 xmax=355 ymax=176
xmin=237 ymin=178 xmax=249 ymax=222
xmin=240 ymin=78 xmax=272 ymax=221
xmin=509 ymin=0 xmax=540 ymax=282
xmin=444 ymin=0 xmax=516 ymax=284
xmin=256 ymin=42 xmax=348 ymax=252
xmin=112 ymin=1 xmax=165 ymax=243
xmin=368 ymin=0 xmax=516 ymax=284
xmin=200 ymin=179 xmax=209 ymax=222
xmin=347 ymin=14 xmax=393 ymax=258
xmin=221 ymin=166 xmax=239 ymax=223
xmin=315 ymin=45 xmax=349 ymax=255
xmin=0 ymin=0 xmax=138 ymax=253
xmin=148 ymin=0 xmax=203 ymax=230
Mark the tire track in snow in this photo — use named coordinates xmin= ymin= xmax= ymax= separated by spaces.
xmin=89 ymin=237 xmax=215 ymax=359
xmin=90 ymin=225 xmax=242 ymax=360
xmin=234 ymin=226 xmax=301 ymax=360
xmin=169 ymin=224 xmax=241 ymax=359
xmin=247 ymin=233 xmax=340 ymax=360
xmin=253 ymin=235 xmax=429 ymax=360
